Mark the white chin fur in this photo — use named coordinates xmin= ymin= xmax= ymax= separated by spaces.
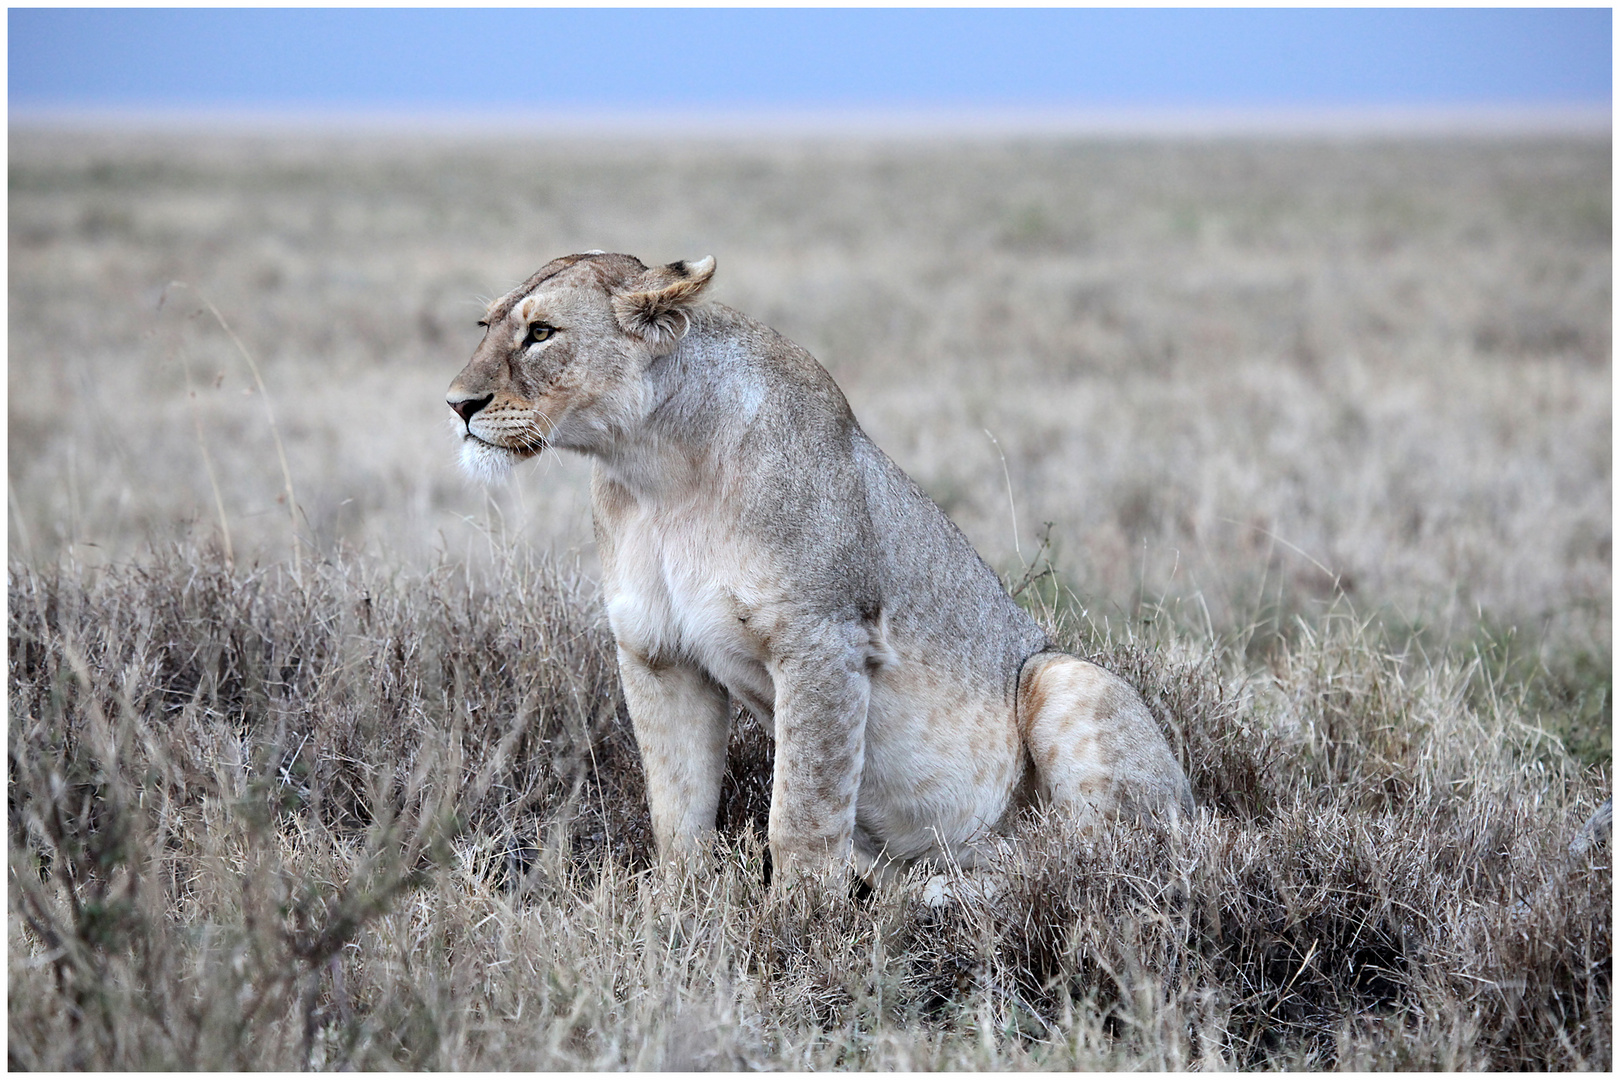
xmin=459 ymin=437 xmax=521 ymax=483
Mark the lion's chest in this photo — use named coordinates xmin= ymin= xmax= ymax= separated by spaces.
xmin=601 ymin=505 xmax=779 ymax=717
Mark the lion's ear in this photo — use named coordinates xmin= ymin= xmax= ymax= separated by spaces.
xmin=611 ymin=256 xmax=716 ymax=346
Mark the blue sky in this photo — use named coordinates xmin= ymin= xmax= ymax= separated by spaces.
xmin=8 ymin=8 xmax=1612 ymax=113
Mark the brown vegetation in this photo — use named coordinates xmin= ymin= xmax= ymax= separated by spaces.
xmin=7 ymin=547 xmax=1609 ymax=1068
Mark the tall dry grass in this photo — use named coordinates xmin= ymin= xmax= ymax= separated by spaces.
xmin=8 ymin=129 xmax=1611 ymax=1068
xmin=7 ymin=545 xmax=1609 ymax=1069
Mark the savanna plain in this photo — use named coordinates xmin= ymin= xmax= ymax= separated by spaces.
xmin=7 ymin=128 xmax=1611 ymax=1069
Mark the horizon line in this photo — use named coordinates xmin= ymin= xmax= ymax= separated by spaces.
xmin=11 ymin=103 xmax=1612 ymax=140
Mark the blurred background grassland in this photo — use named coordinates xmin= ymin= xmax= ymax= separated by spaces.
xmin=8 ymin=129 xmax=1610 ymax=758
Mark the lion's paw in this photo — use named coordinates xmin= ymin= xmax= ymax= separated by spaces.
xmin=919 ymin=871 xmax=1007 ymax=909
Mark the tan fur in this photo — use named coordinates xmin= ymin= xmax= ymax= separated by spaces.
xmin=447 ymin=252 xmax=1193 ymax=887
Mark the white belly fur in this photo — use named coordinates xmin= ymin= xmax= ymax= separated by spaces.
xmin=858 ymin=662 xmax=1023 ymax=865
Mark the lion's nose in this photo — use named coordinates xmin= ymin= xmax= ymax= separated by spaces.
xmin=449 ymin=394 xmax=493 ymax=425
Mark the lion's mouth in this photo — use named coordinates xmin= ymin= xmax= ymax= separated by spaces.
xmin=462 ymin=431 xmax=546 ymax=458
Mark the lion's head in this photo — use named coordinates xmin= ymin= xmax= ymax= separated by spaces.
xmin=446 ymin=251 xmax=716 ymax=478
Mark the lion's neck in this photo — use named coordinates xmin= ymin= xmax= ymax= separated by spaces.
xmin=592 ymin=326 xmax=754 ymax=500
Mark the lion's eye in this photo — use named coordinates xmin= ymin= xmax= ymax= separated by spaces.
xmin=526 ymin=323 xmax=555 ymax=346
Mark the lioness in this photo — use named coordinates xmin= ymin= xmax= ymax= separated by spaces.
xmin=448 ymin=252 xmax=1193 ymax=886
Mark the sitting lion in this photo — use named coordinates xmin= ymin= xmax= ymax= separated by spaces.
xmin=447 ymin=252 xmax=1193 ymax=886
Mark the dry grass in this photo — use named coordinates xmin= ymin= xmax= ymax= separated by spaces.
xmin=7 ymin=129 xmax=1611 ymax=1068
xmin=7 ymin=546 xmax=1609 ymax=1069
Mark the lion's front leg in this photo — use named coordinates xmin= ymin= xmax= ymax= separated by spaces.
xmin=765 ymin=645 xmax=872 ymax=884
xmin=617 ymin=646 xmax=731 ymax=862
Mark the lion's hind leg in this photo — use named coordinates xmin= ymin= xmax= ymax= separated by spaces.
xmin=1017 ymin=653 xmax=1193 ymax=832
